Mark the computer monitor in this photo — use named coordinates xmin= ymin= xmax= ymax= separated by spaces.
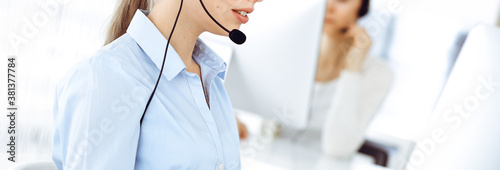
xmin=410 ymin=25 xmax=500 ymax=170
xmin=224 ymin=0 xmax=327 ymax=129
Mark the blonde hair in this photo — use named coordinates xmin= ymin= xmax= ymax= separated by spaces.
xmin=105 ymin=0 xmax=152 ymax=45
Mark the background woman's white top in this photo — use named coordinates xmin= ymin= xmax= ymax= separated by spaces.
xmin=285 ymin=57 xmax=393 ymax=158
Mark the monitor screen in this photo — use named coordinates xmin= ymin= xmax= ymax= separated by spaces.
xmin=224 ymin=0 xmax=327 ymax=129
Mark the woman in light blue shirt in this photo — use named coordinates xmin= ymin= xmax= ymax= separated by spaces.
xmin=52 ymin=0 xmax=262 ymax=169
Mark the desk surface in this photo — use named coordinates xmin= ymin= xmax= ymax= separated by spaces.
xmin=240 ymin=136 xmax=390 ymax=170
xmin=237 ymin=109 xmax=391 ymax=170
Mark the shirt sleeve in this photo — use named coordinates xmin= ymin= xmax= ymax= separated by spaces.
xmin=52 ymin=56 xmax=147 ymax=170
xmin=321 ymin=58 xmax=393 ymax=157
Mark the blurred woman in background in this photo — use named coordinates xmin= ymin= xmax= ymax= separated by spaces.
xmin=311 ymin=0 xmax=393 ymax=157
xmin=236 ymin=0 xmax=393 ymax=158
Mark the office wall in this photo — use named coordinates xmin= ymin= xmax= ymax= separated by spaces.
xmin=366 ymin=0 xmax=500 ymax=141
xmin=1 ymin=0 xmax=118 ymax=168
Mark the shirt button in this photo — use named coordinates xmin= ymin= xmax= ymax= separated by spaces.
xmin=217 ymin=163 xmax=224 ymax=170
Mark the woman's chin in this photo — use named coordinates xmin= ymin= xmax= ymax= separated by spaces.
xmin=322 ymin=29 xmax=338 ymax=37
xmin=323 ymin=27 xmax=345 ymax=37
xmin=206 ymin=29 xmax=229 ymax=37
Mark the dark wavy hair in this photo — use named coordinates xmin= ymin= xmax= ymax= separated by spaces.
xmin=358 ymin=0 xmax=370 ymax=18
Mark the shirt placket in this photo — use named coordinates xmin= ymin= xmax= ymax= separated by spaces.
xmin=185 ymin=71 xmax=226 ymax=170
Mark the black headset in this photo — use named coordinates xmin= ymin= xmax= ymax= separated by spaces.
xmin=139 ymin=0 xmax=247 ymax=127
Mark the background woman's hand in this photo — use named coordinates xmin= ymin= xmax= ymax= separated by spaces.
xmin=343 ymin=24 xmax=372 ymax=72
xmin=236 ymin=117 xmax=249 ymax=140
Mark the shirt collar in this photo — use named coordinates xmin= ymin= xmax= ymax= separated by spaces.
xmin=127 ymin=9 xmax=227 ymax=81
xmin=193 ymin=39 xmax=227 ymax=80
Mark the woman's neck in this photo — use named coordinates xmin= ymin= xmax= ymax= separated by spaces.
xmin=319 ymin=33 xmax=347 ymax=64
xmin=315 ymin=32 xmax=348 ymax=82
xmin=147 ymin=0 xmax=203 ymax=72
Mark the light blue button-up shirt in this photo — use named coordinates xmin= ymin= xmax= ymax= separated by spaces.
xmin=52 ymin=9 xmax=241 ymax=170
